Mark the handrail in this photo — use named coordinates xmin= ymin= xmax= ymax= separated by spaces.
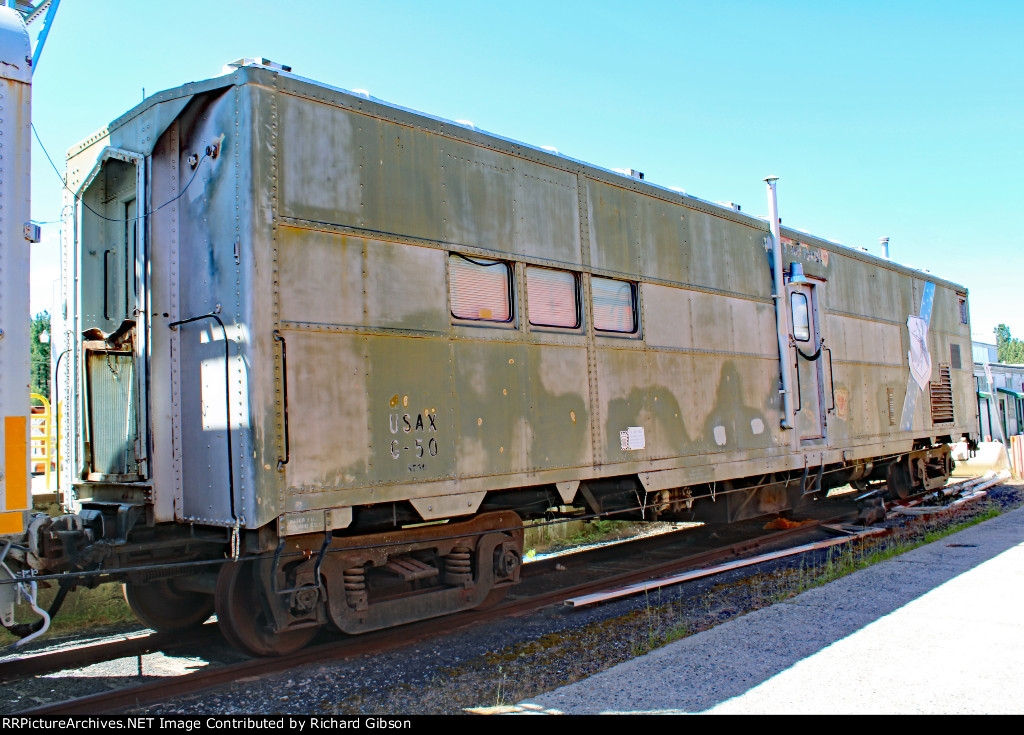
xmin=274 ymin=331 xmax=290 ymax=470
xmin=29 ymin=393 xmax=53 ymax=491
xmin=824 ymin=346 xmax=836 ymax=413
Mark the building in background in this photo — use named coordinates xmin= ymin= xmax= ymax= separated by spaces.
xmin=973 ymin=340 xmax=1024 ymax=443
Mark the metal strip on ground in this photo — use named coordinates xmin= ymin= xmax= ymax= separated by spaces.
xmin=564 ymin=527 xmax=886 ymax=608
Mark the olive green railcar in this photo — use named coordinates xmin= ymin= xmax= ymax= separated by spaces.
xmin=267 ymin=71 xmax=974 ymax=522
xmin=34 ymin=64 xmax=975 ymax=655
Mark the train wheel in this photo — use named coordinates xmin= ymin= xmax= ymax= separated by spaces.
xmin=886 ymin=461 xmax=913 ymax=500
xmin=475 ymin=585 xmax=509 ymax=611
xmin=214 ymin=561 xmax=318 ymax=657
xmin=123 ymin=580 xmax=215 ymax=634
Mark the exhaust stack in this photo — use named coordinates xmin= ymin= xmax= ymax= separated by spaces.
xmin=766 ymin=177 xmax=794 ymax=430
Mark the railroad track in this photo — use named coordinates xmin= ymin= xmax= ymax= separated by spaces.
xmin=5 ymin=478 xmax=998 ymax=715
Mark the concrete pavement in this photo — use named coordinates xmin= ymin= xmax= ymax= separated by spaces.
xmin=513 ymin=505 xmax=1024 ymax=714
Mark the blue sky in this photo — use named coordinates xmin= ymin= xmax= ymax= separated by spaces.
xmin=26 ymin=1 xmax=1024 ymax=343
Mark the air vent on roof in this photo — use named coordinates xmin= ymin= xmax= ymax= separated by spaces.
xmin=717 ymin=201 xmax=742 ymax=211
xmin=612 ymin=168 xmax=645 ymax=180
xmin=223 ymin=58 xmax=292 ymax=74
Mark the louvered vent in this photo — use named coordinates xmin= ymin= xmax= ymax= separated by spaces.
xmin=929 ymin=364 xmax=955 ymax=424
xmin=950 ymin=343 xmax=962 ymax=370
xmin=887 ymin=387 xmax=895 ymax=426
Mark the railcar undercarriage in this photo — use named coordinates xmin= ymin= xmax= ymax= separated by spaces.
xmin=208 ymin=510 xmax=524 ymax=656
xmin=4 ymin=446 xmax=954 ymax=655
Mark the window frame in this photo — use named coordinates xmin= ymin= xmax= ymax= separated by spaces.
xmin=591 ymin=275 xmax=640 ymax=336
xmin=526 ymin=265 xmax=582 ymax=332
xmin=448 ymin=252 xmax=515 ymax=327
xmin=791 ymin=292 xmax=810 ymax=342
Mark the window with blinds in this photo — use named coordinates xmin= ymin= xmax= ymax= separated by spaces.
xmin=527 ymin=266 xmax=579 ymax=329
xmin=449 ymin=254 xmax=513 ymax=323
xmin=592 ymin=277 xmax=637 ymax=333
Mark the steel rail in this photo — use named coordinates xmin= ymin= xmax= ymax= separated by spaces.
xmin=0 ymin=625 xmax=220 ymax=683
xmin=11 ymin=512 xmax=858 ymax=715
xmin=10 ymin=480 xmax=996 ymax=715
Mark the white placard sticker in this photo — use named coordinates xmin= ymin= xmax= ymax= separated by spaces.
xmin=620 ymin=426 xmax=646 ymax=451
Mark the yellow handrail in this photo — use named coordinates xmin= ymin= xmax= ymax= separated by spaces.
xmin=30 ymin=393 xmax=53 ymax=491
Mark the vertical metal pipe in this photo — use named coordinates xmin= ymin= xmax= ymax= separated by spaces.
xmin=880 ymin=236 xmax=890 ymax=259
xmin=766 ymin=177 xmax=794 ymax=430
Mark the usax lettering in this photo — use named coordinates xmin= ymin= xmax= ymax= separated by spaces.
xmin=389 ymin=409 xmax=439 ymax=462
xmin=389 ymin=412 xmax=438 ymax=433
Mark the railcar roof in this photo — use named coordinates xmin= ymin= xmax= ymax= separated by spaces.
xmin=67 ymin=64 xmax=967 ymax=294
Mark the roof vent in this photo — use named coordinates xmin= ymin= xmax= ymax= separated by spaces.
xmin=352 ymin=89 xmax=371 ymax=99
xmin=455 ymin=119 xmax=476 ymax=128
xmin=540 ymin=145 xmax=559 ymax=154
xmin=717 ymin=201 xmax=742 ymax=211
xmin=613 ymin=168 xmax=644 ymax=180
xmin=223 ymin=57 xmax=292 ymax=74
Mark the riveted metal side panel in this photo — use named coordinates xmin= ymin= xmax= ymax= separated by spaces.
xmin=149 ymin=121 xmax=180 ymax=521
xmin=451 ymin=340 xmax=530 ymax=477
xmin=281 ymin=330 xmax=370 ymax=492
xmin=172 ymin=88 xmax=254 ymax=525
xmin=247 ymin=82 xmax=282 ymax=528
xmin=930 ymin=283 xmax=973 ymax=432
xmin=586 ymin=179 xmax=641 ymax=277
xmin=513 ymin=159 xmax=582 ymax=266
xmin=278 ymin=227 xmax=366 ymax=326
xmin=524 ymin=344 xmax=592 ymax=470
xmin=365 ymin=335 xmax=455 ymax=486
xmin=684 ymin=206 xmax=772 ymax=299
xmin=439 ymin=138 xmax=513 ymax=253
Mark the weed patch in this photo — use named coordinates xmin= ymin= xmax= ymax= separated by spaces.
xmin=0 ymin=582 xmax=136 ymax=647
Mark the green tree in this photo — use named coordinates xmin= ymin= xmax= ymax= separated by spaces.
xmin=995 ymin=323 xmax=1024 ymax=364
xmin=30 ymin=311 xmax=50 ymax=398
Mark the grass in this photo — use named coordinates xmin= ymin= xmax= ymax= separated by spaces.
xmin=763 ymin=503 xmax=1004 ymax=603
xmin=524 ymin=517 xmax=680 ymax=558
xmin=0 ymin=581 xmax=136 ymax=648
